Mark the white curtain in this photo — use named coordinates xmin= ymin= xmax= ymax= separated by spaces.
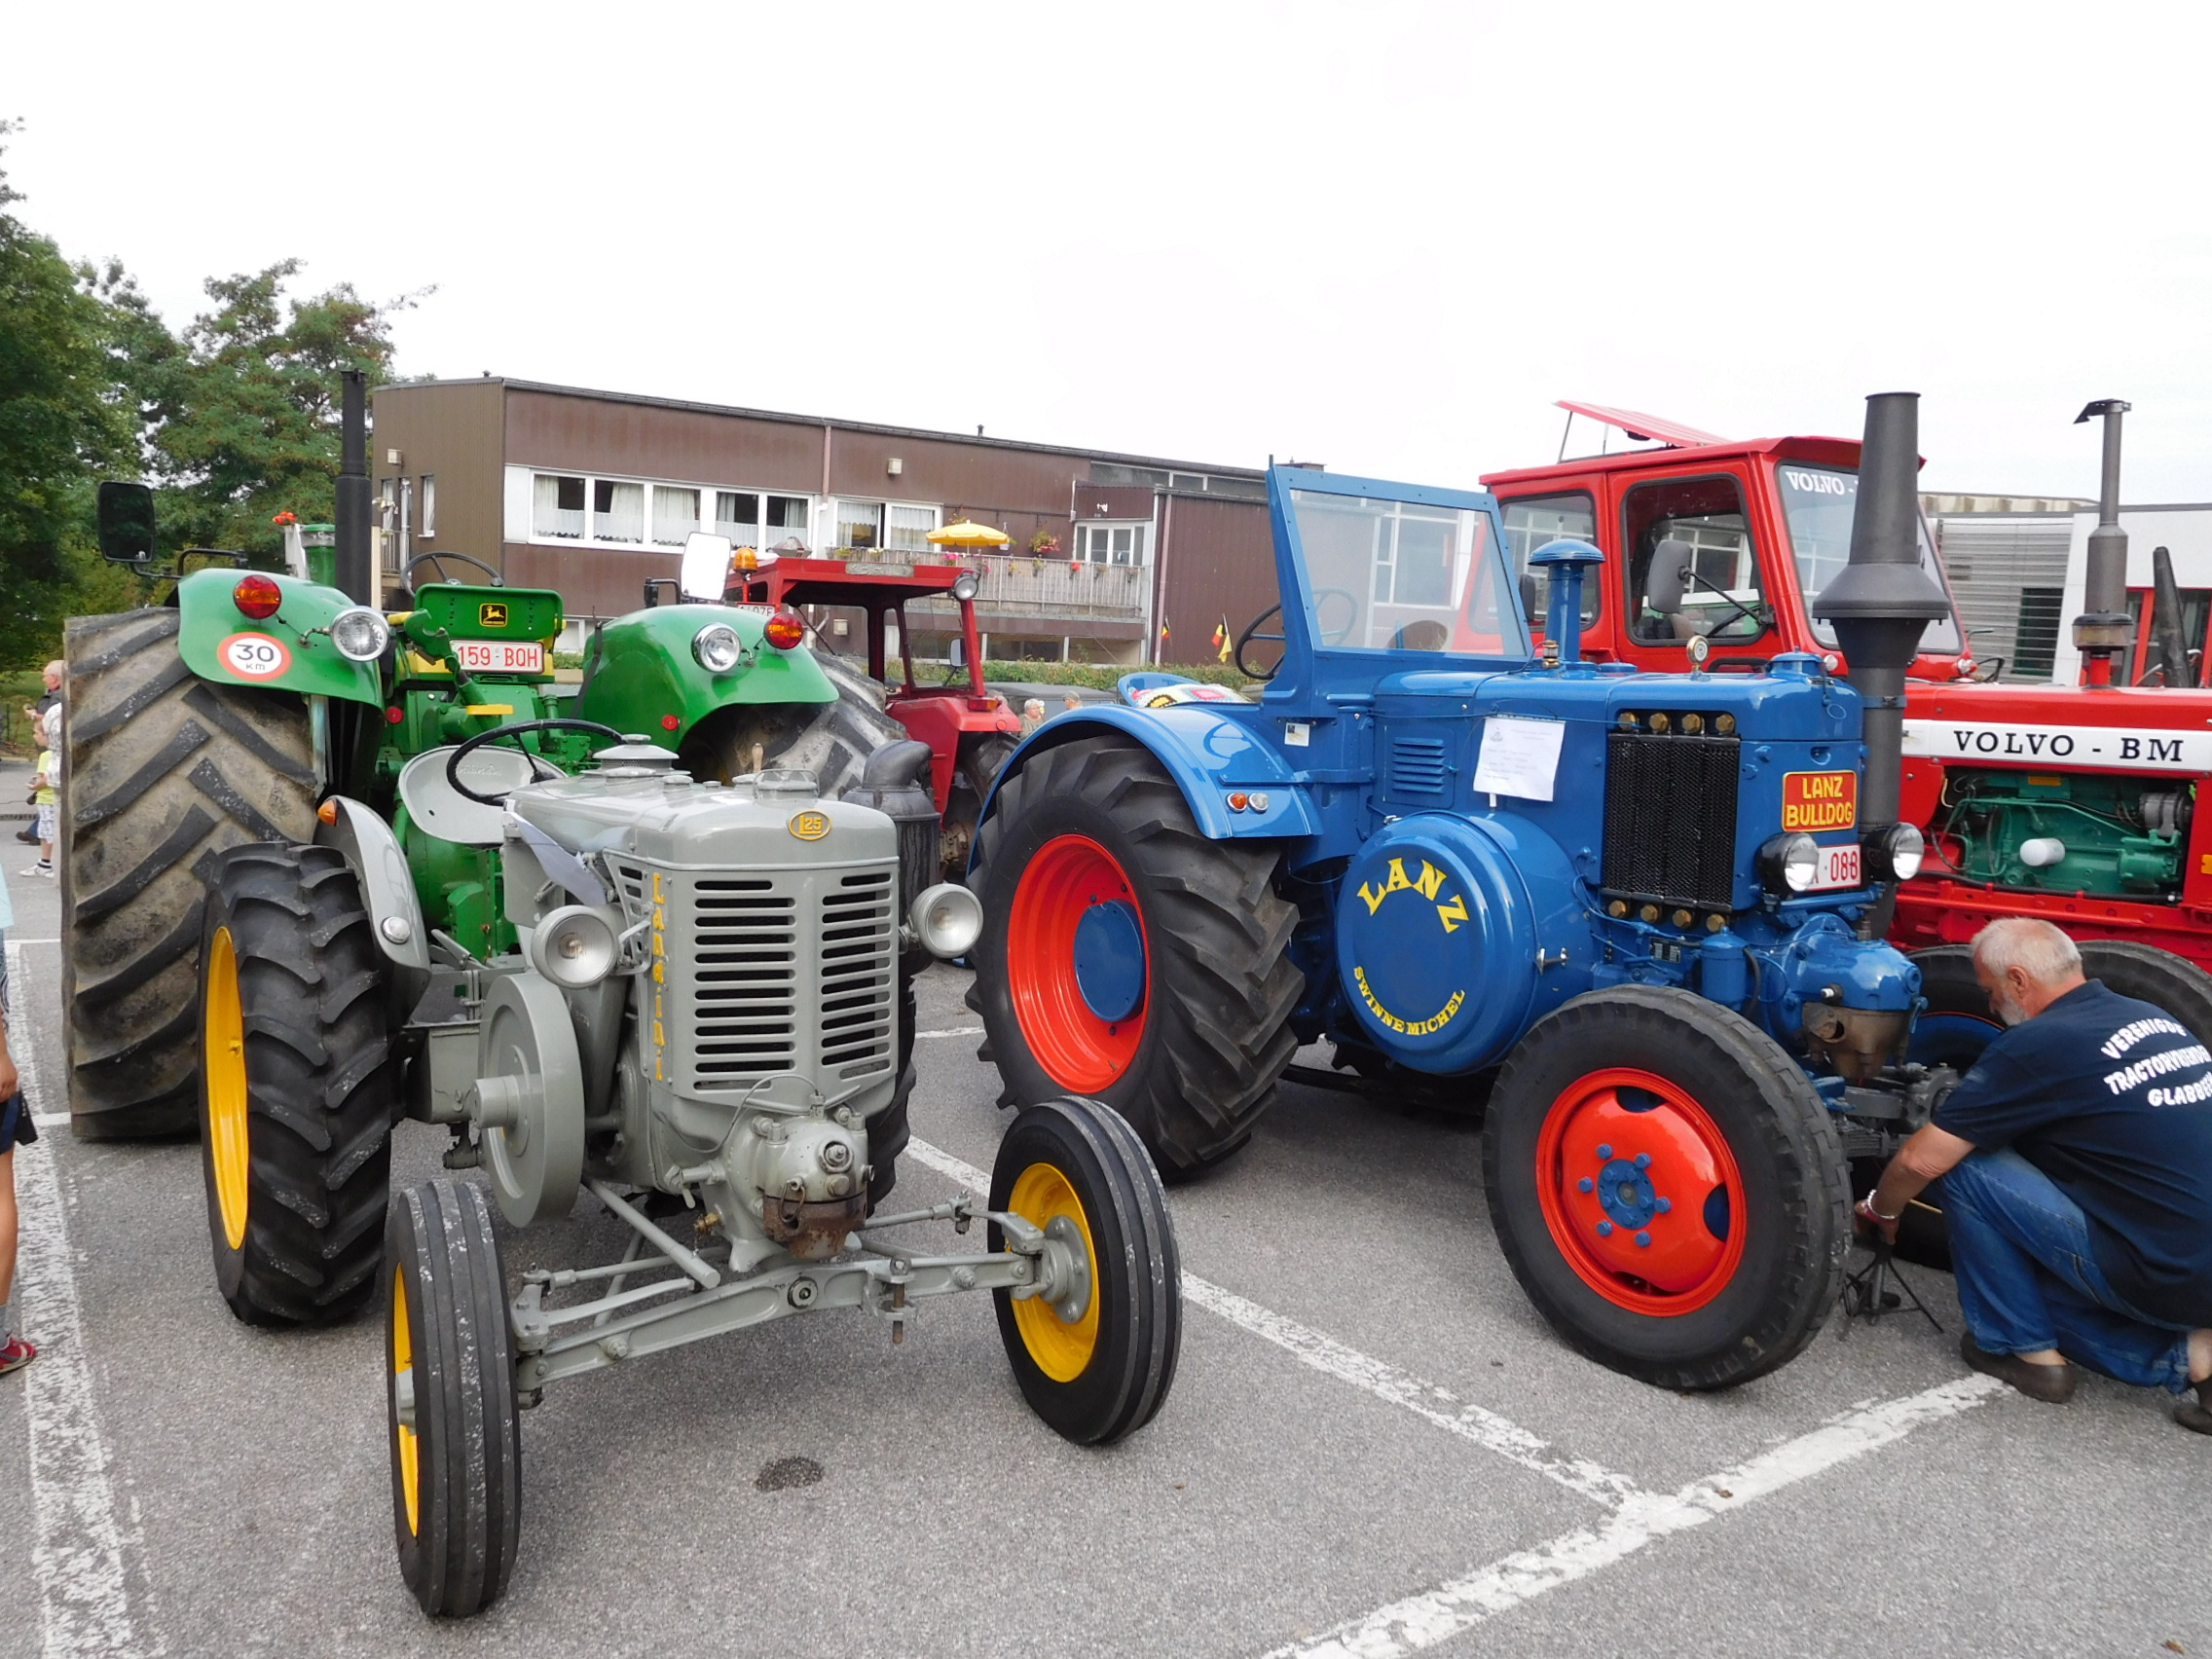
xmin=653 ymin=486 xmax=700 ymax=546
xmin=886 ymin=504 xmax=936 ymax=552
xmin=716 ymin=490 xmax=759 ymax=540
xmin=596 ymin=481 xmax=645 ymax=543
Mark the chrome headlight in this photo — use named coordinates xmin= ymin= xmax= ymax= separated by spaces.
xmin=528 ymin=905 xmax=619 ymax=988
xmin=950 ymin=571 xmax=980 ymax=603
xmin=908 ymin=882 xmax=983 ymax=959
xmin=1867 ymin=821 xmax=1925 ymax=882
xmin=1756 ymin=831 xmax=1821 ymax=896
xmin=329 ymin=606 xmax=391 ymax=662
xmin=691 ymin=622 xmax=744 ymax=673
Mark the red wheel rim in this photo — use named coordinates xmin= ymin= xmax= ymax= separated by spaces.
xmin=1006 ymin=834 xmax=1147 ymax=1092
xmin=1533 ymin=1066 xmax=1747 ymax=1314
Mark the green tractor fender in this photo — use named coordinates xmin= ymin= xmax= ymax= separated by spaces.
xmin=573 ymin=603 xmax=835 ymax=744
xmin=176 ymin=567 xmax=386 ymax=706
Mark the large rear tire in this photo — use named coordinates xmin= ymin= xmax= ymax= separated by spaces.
xmin=62 ymin=608 xmax=317 ymax=1137
xmin=674 ymin=647 xmax=909 ymax=799
xmin=387 ymin=1179 xmax=521 ymax=1618
xmin=201 ymin=842 xmax=393 ymax=1325
xmin=1484 ymin=986 xmax=1848 ymax=1390
xmin=966 ymin=735 xmax=1303 ymax=1179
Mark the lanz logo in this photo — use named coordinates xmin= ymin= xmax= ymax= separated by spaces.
xmin=1356 ymin=857 xmax=1469 ymax=934
xmin=477 ymin=602 xmax=508 ymax=629
xmin=788 ymin=810 xmax=830 ymax=841
xmin=1782 ymin=770 xmax=1857 ymax=831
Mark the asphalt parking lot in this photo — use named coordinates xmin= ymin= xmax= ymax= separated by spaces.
xmin=3 ymin=855 xmax=2209 ymax=1659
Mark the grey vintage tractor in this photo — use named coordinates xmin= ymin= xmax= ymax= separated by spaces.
xmin=374 ymin=751 xmax=1180 ymax=1616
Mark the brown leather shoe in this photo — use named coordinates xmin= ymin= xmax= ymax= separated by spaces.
xmin=1962 ymin=1335 xmax=2078 ymax=1403
xmin=2176 ymin=1378 xmax=2212 ymax=1436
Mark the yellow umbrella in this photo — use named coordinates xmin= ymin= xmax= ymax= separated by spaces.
xmin=926 ymin=520 xmax=1013 ymax=548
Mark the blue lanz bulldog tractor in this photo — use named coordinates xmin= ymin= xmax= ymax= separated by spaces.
xmin=969 ymin=394 xmax=1957 ymax=1388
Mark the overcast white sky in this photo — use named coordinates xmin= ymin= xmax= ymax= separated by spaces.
xmin=10 ymin=1 xmax=2210 ymax=499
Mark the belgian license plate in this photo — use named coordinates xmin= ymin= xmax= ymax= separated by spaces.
xmin=455 ymin=640 xmax=543 ymax=674
xmin=1810 ymin=842 xmax=1862 ymax=891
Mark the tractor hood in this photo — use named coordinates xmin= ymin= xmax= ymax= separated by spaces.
xmin=573 ymin=603 xmax=837 ymax=746
xmin=510 ymin=767 xmax=894 ymax=871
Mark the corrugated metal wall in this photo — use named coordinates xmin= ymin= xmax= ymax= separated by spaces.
xmin=1933 ymin=515 xmax=2074 ymax=682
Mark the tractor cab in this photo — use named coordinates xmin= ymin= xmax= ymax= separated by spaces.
xmin=1481 ymin=403 xmax=1972 ymax=684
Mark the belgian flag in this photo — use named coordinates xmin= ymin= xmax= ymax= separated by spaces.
xmin=1212 ymin=615 xmax=1231 ymax=664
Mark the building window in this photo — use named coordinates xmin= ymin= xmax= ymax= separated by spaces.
xmin=766 ymin=495 xmax=811 ymax=551
xmin=886 ymin=504 xmax=938 ymax=552
xmin=594 ymin=479 xmax=645 ymax=543
xmin=716 ymin=490 xmax=760 ymax=543
xmin=653 ymin=485 xmax=700 ymax=546
xmin=1077 ymin=523 xmax=1147 ymax=566
xmin=834 ymin=499 xmax=884 ymax=551
xmin=2013 ymin=587 xmax=2064 ymax=680
xmin=535 ymin=474 xmax=586 ymax=539
xmin=419 ymin=474 xmax=437 ymax=538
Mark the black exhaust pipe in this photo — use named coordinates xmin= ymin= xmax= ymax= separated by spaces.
xmin=334 ymin=369 xmax=374 ymax=605
xmin=2072 ymin=398 xmax=2132 ymax=686
xmin=1812 ymin=392 xmax=1951 ymax=835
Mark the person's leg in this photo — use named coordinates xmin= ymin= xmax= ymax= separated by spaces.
xmin=2034 ymin=1270 xmax=2193 ymax=1393
xmin=1935 ymin=1149 xmax=2078 ymax=1361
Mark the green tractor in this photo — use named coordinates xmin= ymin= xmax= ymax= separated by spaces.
xmin=59 ymin=376 xmax=924 ymax=1323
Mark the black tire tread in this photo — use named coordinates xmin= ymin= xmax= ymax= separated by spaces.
xmin=63 ymin=608 xmax=317 ymax=1137
xmin=202 ymin=842 xmax=393 ymax=1326
xmin=967 ymin=735 xmax=1303 ymax=1177
xmin=1483 ymin=985 xmax=1849 ymax=1390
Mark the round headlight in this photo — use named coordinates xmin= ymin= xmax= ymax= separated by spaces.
xmin=528 ymin=904 xmax=619 ymax=988
xmin=691 ymin=622 xmax=744 ymax=673
xmin=330 ymin=606 xmax=391 ymax=662
xmin=908 ymin=882 xmax=983 ymax=959
xmin=1874 ymin=821 xmax=1925 ymax=882
xmin=951 ymin=571 xmax=980 ymax=603
xmin=1757 ymin=831 xmax=1821 ymax=896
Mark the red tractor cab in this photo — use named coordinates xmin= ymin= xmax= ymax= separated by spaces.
xmin=1482 ymin=401 xmax=2212 ymax=973
xmin=725 ymin=552 xmax=1022 ymax=870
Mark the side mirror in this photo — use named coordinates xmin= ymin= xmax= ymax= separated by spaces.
xmin=1645 ymin=537 xmax=1692 ymax=612
xmin=679 ymin=531 xmax=734 ymax=603
xmin=97 ymin=481 xmax=157 ymax=564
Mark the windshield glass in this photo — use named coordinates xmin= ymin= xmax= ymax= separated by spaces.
xmin=1774 ymin=463 xmax=1962 ymax=653
xmin=1288 ymin=490 xmax=1527 ymax=658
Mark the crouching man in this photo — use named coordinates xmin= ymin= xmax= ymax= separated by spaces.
xmin=1862 ymin=917 xmax=2212 ymax=1431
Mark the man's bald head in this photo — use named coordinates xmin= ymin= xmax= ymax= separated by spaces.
xmin=1971 ymin=918 xmax=2085 ymax=1025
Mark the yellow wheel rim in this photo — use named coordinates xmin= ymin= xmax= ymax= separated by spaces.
xmin=1008 ymin=1161 xmax=1101 ymax=1382
xmin=392 ymin=1267 xmax=421 ymax=1536
xmin=203 ymin=927 xmax=250 ymax=1251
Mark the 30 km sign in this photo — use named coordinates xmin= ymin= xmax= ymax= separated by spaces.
xmin=1902 ymin=719 xmax=2212 ymax=774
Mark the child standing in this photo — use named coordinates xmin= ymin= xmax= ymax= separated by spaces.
xmin=23 ymin=703 xmax=56 ymax=879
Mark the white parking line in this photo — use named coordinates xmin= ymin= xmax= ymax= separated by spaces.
xmin=903 ymin=1137 xmax=1637 ymax=1505
xmin=1265 ymin=1375 xmax=2005 ymax=1658
xmin=8 ymin=940 xmax=163 ymax=1658
xmin=913 ymin=1026 xmax=984 ymax=1040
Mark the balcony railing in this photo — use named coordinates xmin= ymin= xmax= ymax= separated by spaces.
xmin=905 ymin=553 xmax=1149 ymax=623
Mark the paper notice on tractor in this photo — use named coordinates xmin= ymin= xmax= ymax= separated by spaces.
xmin=1473 ymin=716 xmax=1565 ymax=801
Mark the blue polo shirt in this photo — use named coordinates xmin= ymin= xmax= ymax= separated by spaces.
xmin=1934 ymin=978 xmax=2212 ymax=1329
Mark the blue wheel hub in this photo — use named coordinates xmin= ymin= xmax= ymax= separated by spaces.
xmin=1574 ymin=1142 xmax=1673 ymax=1245
xmin=1072 ymin=899 xmax=1146 ymax=1023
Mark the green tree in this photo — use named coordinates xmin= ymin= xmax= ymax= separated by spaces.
xmin=0 ymin=121 xmax=147 ymax=665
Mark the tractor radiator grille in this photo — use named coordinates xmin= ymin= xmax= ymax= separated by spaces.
xmin=1601 ymin=733 xmax=1741 ymax=910
xmin=1388 ymin=736 xmax=1451 ymax=798
xmin=691 ymin=878 xmax=799 ymax=1084
xmin=818 ymin=871 xmax=896 ymax=1080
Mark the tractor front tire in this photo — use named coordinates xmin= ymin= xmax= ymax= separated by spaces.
xmin=201 ymin=842 xmax=393 ymax=1326
xmin=386 ymin=1179 xmax=522 ymax=1618
xmin=62 ymin=608 xmax=317 ymax=1137
xmin=966 ymin=735 xmax=1303 ymax=1179
xmin=1484 ymin=985 xmax=1848 ymax=1390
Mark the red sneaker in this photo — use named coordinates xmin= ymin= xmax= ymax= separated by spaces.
xmin=0 ymin=1334 xmax=35 ymax=1375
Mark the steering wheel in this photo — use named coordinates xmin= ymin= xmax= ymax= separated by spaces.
xmin=446 ymin=719 xmax=627 ymax=806
xmin=403 ymin=551 xmax=504 ymax=592
xmin=1235 ymin=589 xmax=1361 ymax=679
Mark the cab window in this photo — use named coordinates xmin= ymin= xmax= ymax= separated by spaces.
xmin=1622 ymin=475 xmax=1770 ymax=645
xmin=1501 ymin=493 xmax=1599 ymax=630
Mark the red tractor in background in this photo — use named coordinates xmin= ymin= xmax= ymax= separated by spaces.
xmin=1473 ymin=399 xmax=2212 ymax=1124
xmin=724 ymin=551 xmax=1022 ymax=875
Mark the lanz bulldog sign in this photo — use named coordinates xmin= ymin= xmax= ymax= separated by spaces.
xmin=1902 ymin=719 xmax=2212 ymax=774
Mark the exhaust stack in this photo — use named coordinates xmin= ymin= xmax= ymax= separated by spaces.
xmin=1812 ymin=392 xmax=1951 ymax=833
xmin=2072 ymin=398 xmax=2132 ymax=686
xmin=334 ymin=369 xmax=374 ymax=606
